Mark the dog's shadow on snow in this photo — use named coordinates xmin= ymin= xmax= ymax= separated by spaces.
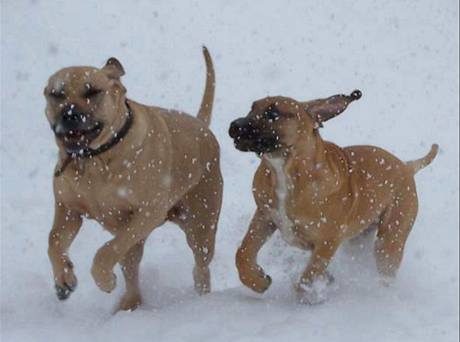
xmin=136 ymin=265 xmax=298 ymax=312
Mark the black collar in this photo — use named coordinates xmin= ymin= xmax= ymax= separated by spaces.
xmin=54 ymin=100 xmax=134 ymax=177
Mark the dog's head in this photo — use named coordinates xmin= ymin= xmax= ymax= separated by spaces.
xmin=44 ymin=58 xmax=127 ymax=153
xmin=228 ymin=90 xmax=361 ymax=155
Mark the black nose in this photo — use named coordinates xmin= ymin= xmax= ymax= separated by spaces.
xmin=59 ymin=105 xmax=88 ymax=131
xmin=52 ymin=105 xmax=92 ymax=137
xmin=229 ymin=118 xmax=249 ymax=138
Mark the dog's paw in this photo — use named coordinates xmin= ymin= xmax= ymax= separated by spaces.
xmin=295 ymin=273 xmax=334 ymax=305
xmin=193 ymin=265 xmax=211 ymax=295
xmin=55 ymin=281 xmax=76 ymax=300
xmin=254 ymin=273 xmax=272 ymax=293
xmin=91 ymin=264 xmax=116 ymax=293
xmin=116 ymin=292 xmax=142 ymax=312
xmin=54 ymin=267 xmax=77 ymax=300
xmin=239 ymin=267 xmax=272 ymax=293
xmin=379 ymin=275 xmax=396 ymax=288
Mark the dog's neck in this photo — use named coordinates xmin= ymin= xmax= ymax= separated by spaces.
xmin=265 ymin=130 xmax=346 ymax=197
xmin=91 ymin=100 xmax=131 ymax=151
xmin=266 ymin=129 xmax=326 ymax=168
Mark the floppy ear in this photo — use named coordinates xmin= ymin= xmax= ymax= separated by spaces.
xmin=102 ymin=57 xmax=125 ymax=79
xmin=305 ymin=90 xmax=362 ymax=126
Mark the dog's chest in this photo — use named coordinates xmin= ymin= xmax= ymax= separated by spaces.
xmin=58 ymin=168 xmax=137 ymax=228
xmin=266 ymin=158 xmax=298 ymax=245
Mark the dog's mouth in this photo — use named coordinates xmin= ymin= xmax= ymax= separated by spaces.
xmin=232 ymin=135 xmax=281 ymax=155
xmin=53 ymin=120 xmax=104 ymax=153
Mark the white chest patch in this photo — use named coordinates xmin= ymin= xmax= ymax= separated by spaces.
xmin=266 ymin=158 xmax=297 ymax=244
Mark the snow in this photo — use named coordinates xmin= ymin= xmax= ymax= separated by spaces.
xmin=1 ymin=0 xmax=458 ymax=341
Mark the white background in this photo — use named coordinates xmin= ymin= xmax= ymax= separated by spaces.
xmin=1 ymin=1 xmax=458 ymax=341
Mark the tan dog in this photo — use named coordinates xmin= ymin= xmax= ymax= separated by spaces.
xmin=229 ymin=90 xmax=437 ymax=304
xmin=45 ymin=47 xmax=222 ymax=311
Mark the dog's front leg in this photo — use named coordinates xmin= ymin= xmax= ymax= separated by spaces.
xmin=48 ymin=202 xmax=82 ymax=300
xmin=91 ymin=212 xmax=164 ymax=293
xmin=295 ymin=239 xmax=339 ymax=304
xmin=236 ymin=209 xmax=276 ymax=293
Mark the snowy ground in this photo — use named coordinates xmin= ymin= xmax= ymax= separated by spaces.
xmin=1 ymin=1 xmax=459 ymax=341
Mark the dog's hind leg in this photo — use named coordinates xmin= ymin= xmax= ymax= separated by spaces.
xmin=169 ymin=161 xmax=223 ymax=294
xmin=116 ymin=240 xmax=145 ymax=312
xmin=374 ymin=192 xmax=418 ymax=280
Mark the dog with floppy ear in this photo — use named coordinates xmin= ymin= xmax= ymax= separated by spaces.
xmin=45 ymin=47 xmax=222 ymax=312
xmin=229 ymin=90 xmax=437 ymax=304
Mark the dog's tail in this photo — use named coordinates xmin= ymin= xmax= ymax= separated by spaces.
xmin=406 ymin=144 xmax=439 ymax=174
xmin=196 ymin=46 xmax=215 ymax=127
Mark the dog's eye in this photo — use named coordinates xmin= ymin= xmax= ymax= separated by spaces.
xmin=49 ymin=89 xmax=65 ymax=99
xmin=84 ymin=88 xmax=102 ymax=98
xmin=265 ymin=109 xmax=280 ymax=121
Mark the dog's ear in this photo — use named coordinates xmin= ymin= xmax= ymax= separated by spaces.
xmin=102 ymin=57 xmax=125 ymax=79
xmin=305 ymin=90 xmax=362 ymax=127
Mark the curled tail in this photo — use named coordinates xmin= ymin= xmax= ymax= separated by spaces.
xmin=406 ymin=144 xmax=439 ymax=174
xmin=197 ymin=46 xmax=215 ymax=126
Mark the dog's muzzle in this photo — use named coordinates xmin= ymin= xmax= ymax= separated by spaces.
xmin=52 ymin=105 xmax=103 ymax=152
xmin=229 ymin=118 xmax=280 ymax=154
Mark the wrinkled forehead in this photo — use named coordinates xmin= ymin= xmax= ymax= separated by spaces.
xmin=251 ymin=96 xmax=300 ymax=113
xmin=47 ymin=66 xmax=106 ymax=91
